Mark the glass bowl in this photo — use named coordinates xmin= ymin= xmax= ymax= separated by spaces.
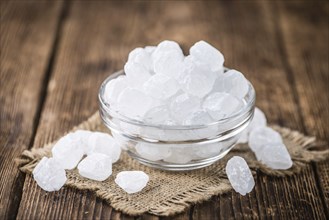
xmin=98 ymin=69 xmax=256 ymax=171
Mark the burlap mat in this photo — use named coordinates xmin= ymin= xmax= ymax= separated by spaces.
xmin=16 ymin=112 xmax=329 ymax=216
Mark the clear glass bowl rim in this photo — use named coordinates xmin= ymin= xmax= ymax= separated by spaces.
xmin=98 ymin=68 xmax=256 ymax=131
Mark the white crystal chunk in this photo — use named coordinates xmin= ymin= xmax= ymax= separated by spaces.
xmin=183 ymin=110 xmax=213 ymax=125
xmin=104 ymin=76 xmax=129 ymax=106
xmin=127 ymin=47 xmax=153 ymax=72
xmin=117 ymin=88 xmax=156 ymax=119
xmin=78 ymin=153 xmax=112 ymax=181
xmin=249 ymin=127 xmax=292 ymax=170
xmin=143 ymin=105 xmax=175 ymax=125
xmin=153 ymin=50 xmax=184 ymax=78
xmin=178 ymin=56 xmax=217 ymax=98
xmin=248 ymin=127 xmax=283 ymax=152
xmin=238 ymin=129 xmax=249 ymax=144
xmin=183 ymin=110 xmax=218 ymax=138
xmin=88 ymin=132 xmax=121 ymax=163
xmin=249 ymin=107 xmax=267 ymax=130
xmin=203 ymin=92 xmax=243 ymax=120
xmin=238 ymin=107 xmax=267 ymax=144
xmin=226 ymin=156 xmax=255 ymax=196
xmin=213 ymin=69 xmax=249 ymax=99
xmin=124 ymin=61 xmax=152 ymax=86
xmin=192 ymin=143 xmax=223 ymax=159
xmin=128 ymin=47 xmax=143 ymax=60
xmin=143 ymin=74 xmax=180 ymax=99
xmin=144 ymin=46 xmax=156 ymax=54
xmin=152 ymin=40 xmax=183 ymax=61
xmin=120 ymin=121 xmax=141 ymax=135
xmin=190 ymin=40 xmax=224 ymax=72
xmin=51 ymin=133 xmax=85 ymax=170
xmin=255 ymin=143 xmax=293 ymax=170
xmin=169 ymin=93 xmax=201 ymax=122
xmin=135 ymin=143 xmax=171 ymax=161
xmin=163 ymin=146 xmax=193 ymax=164
xmin=115 ymin=171 xmax=149 ymax=194
xmin=73 ymin=130 xmax=93 ymax=153
xmin=33 ymin=157 xmax=67 ymax=192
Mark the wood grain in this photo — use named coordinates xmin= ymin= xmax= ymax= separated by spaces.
xmin=1 ymin=0 xmax=327 ymax=219
xmin=16 ymin=1 xmax=148 ymax=219
xmin=184 ymin=1 xmax=327 ymax=219
xmin=276 ymin=1 xmax=329 ymax=216
xmin=0 ymin=1 xmax=63 ymax=219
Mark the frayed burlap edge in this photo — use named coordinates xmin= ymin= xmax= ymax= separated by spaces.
xmin=16 ymin=112 xmax=329 ymax=216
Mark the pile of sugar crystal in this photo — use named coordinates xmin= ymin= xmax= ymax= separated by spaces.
xmin=33 ymin=130 xmax=118 ymax=191
xmin=104 ymin=40 xmax=249 ymax=125
xmin=225 ymin=107 xmax=292 ymax=196
xmin=237 ymin=107 xmax=292 ymax=170
xmin=32 ymin=130 xmax=149 ymax=193
xmin=32 ymin=40 xmax=294 ymax=197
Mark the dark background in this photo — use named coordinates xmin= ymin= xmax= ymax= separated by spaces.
xmin=1 ymin=1 xmax=328 ymax=219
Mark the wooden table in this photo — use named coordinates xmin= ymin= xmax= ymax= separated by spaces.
xmin=1 ymin=1 xmax=328 ymax=219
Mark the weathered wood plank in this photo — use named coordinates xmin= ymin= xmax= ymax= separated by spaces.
xmin=316 ymin=161 xmax=329 ymax=210
xmin=0 ymin=1 xmax=63 ymax=219
xmin=276 ymin=0 xmax=329 ymax=216
xmin=160 ymin=209 xmax=191 ymax=220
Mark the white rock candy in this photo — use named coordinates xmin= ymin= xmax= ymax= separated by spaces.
xmin=203 ymin=92 xmax=243 ymax=120
xmin=163 ymin=146 xmax=193 ymax=164
xmin=124 ymin=61 xmax=152 ymax=86
xmin=238 ymin=129 xmax=250 ymax=144
xmin=255 ymin=142 xmax=293 ymax=170
xmin=249 ymin=127 xmax=292 ymax=170
xmin=213 ymin=69 xmax=249 ymax=99
xmin=120 ymin=121 xmax=141 ymax=135
xmin=183 ymin=110 xmax=213 ymax=125
xmin=169 ymin=93 xmax=201 ymax=122
xmin=179 ymin=72 xmax=214 ymax=98
xmin=238 ymin=107 xmax=267 ymax=143
xmin=152 ymin=40 xmax=183 ymax=61
xmin=104 ymin=76 xmax=129 ymax=106
xmin=115 ymin=171 xmax=149 ymax=194
xmin=143 ymin=105 xmax=175 ymax=125
xmin=226 ymin=156 xmax=255 ymax=196
xmin=190 ymin=40 xmax=224 ymax=72
xmin=127 ymin=47 xmax=153 ymax=73
xmin=144 ymin=46 xmax=156 ymax=54
xmin=73 ymin=130 xmax=93 ymax=153
xmin=249 ymin=126 xmax=282 ymax=152
xmin=117 ymin=88 xmax=156 ymax=119
xmin=153 ymin=50 xmax=184 ymax=78
xmin=78 ymin=153 xmax=112 ymax=181
xmin=143 ymin=74 xmax=180 ymax=100
xmin=192 ymin=143 xmax=223 ymax=159
xmin=140 ymin=106 xmax=175 ymax=140
xmin=51 ymin=133 xmax=85 ymax=170
xmin=88 ymin=132 xmax=121 ymax=163
xmin=183 ymin=110 xmax=218 ymax=139
xmin=135 ymin=143 xmax=171 ymax=161
xmin=33 ymin=157 xmax=67 ymax=192
xmin=179 ymin=56 xmax=217 ymax=98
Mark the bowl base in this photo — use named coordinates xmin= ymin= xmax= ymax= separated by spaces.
xmin=127 ymin=147 xmax=233 ymax=171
